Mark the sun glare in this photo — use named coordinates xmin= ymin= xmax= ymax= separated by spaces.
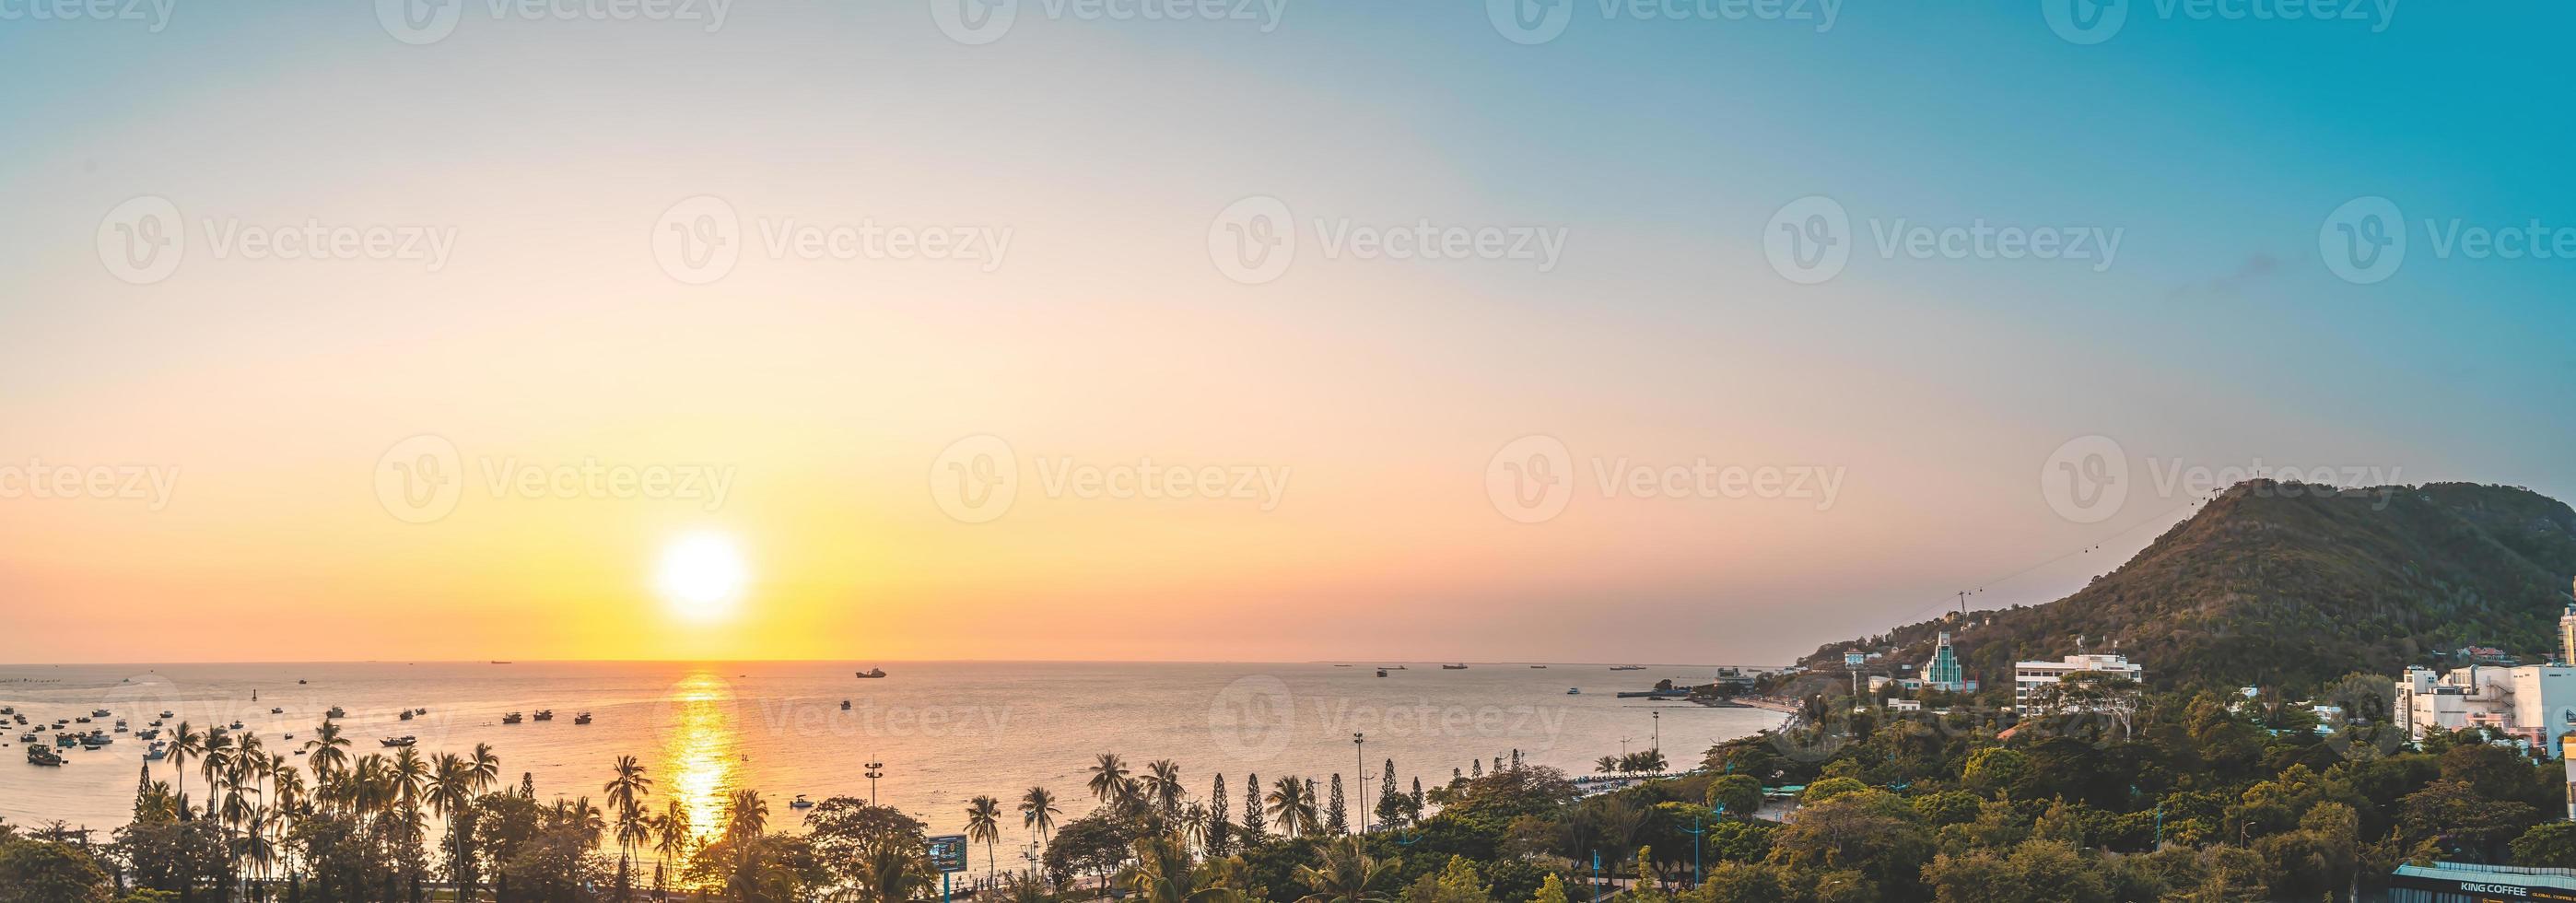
xmin=657 ymin=532 xmax=748 ymax=624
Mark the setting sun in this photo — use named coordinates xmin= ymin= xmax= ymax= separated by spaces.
xmin=656 ymin=532 xmax=748 ymax=624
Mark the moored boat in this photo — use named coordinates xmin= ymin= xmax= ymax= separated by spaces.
xmin=790 ymin=794 xmax=814 ymax=809
xmin=502 ymin=712 xmax=523 ymax=724
xmin=326 ymin=706 xmax=346 ymax=719
xmin=573 ymin=711 xmax=592 ymax=725
xmin=856 ymin=668 xmax=888 ymax=678
xmin=380 ymin=735 xmax=416 ymax=747
xmin=533 ymin=710 xmax=555 ymax=721
xmin=28 ymin=745 xmax=63 ymax=766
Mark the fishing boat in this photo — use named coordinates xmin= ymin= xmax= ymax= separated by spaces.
xmin=228 ymin=721 xmax=244 ymax=730
xmin=73 ymin=716 xmax=90 ymax=724
xmin=54 ymin=733 xmax=78 ymax=748
xmin=298 ymin=679 xmax=308 ymax=685
xmin=158 ymin=710 xmax=174 ymax=719
xmin=15 ymin=733 xmax=36 ymax=744
xmin=145 ymin=741 xmax=169 ymax=761
xmin=399 ymin=710 xmax=415 ymax=721
xmin=502 ymin=712 xmax=524 ymax=724
xmin=1442 ymin=663 xmax=1468 ymax=670
xmin=380 ymin=736 xmax=416 ymax=747
xmin=789 ymin=794 xmax=814 ymax=809
xmin=533 ymin=710 xmax=555 ymax=721
xmin=325 ymin=706 xmax=346 ymax=719
xmin=856 ymin=668 xmax=888 ymax=678
xmin=1376 ymin=669 xmax=1388 ymax=677
xmin=269 ymin=708 xmax=283 ymax=714
xmin=82 ymin=733 xmax=111 ymax=749
xmin=27 ymin=745 xmax=62 ymax=767
xmin=1566 ymin=687 xmax=1581 ymax=695
xmin=573 ymin=712 xmax=592 ymax=725
xmin=1530 ymin=665 xmax=1548 ymax=669
xmin=840 ymin=700 xmax=853 ymax=710
xmin=113 ymin=721 xmax=128 ymax=733
xmin=91 ymin=709 xmax=111 ymax=718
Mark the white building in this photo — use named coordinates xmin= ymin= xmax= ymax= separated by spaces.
xmin=2012 ymin=651 xmax=2145 ymax=710
xmin=2395 ymin=663 xmax=2576 ymax=757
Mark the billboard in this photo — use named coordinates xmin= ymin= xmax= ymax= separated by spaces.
xmin=927 ymin=834 xmax=969 ymax=874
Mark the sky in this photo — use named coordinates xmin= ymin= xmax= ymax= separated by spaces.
xmin=0 ymin=0 xmax=2570 ymax=665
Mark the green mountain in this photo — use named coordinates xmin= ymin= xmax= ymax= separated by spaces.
xmin=1805 ymin=480 xmax=2576 ymax=692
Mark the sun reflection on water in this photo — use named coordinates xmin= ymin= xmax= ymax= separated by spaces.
xmin=660 ymin=671 xmax=740 ymax=852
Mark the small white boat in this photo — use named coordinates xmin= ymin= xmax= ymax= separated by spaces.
xmin=789 ymin=794 xmax=814 ymax=809
xmin=380 ymin=735 xmax=416 ymax=747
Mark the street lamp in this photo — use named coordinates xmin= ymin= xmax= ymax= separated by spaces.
xmin=1354 ymin=733 xmax=1369 ymax=835
xmin=865 ymin=756 xmax=885 ymax=805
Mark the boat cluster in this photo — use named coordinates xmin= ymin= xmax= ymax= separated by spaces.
xmin=7 ymin=706 xmax=174 ymax=766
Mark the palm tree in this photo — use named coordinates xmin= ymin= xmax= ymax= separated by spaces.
xmin=1142 ymin=760 xmax=1186 ymax=817
xmin=470 ymin=742 xmax=502 ymax=793
xmin=1122 ymin=835 xmax=1210 ymax=903
xmin=1292 ymin=837 xmax=1399 ymax=903
xmin=605 ymin=756 xmax=656 ymax=886
xmin=301 ymin=721 xmax=351 ymax=794
xmin=1088 ymin=753 xmax=1133 ymax=806
xmin=653 ymin=798 xmax=693 ymax=900
xmin=168 ymin=722 xmax=205 ymax=811
xmin=1596 ymin=756 xmax=1621 ymax=775
xmin=726 ymin=789 xmax=767 ymax=844
xmin=1019 ymin=787 xmax=1060 ymax=846
xmin=430 ymin=753 xmax=477 ymax=886
xmin=966 ymin=795 xmax=1004 ymax=881
xmin=1266 ymin=777 xmax=1319 ymax=838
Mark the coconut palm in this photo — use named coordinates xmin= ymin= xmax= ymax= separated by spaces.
xmin=470 ymin=742 xmax=502 ymax=794
xmin=1291 ymin=837 xmax=1400 ymax=903
xmin=302 ymin=721 xmax=352 ymax=790
xmin=653 ymin=798 xmax=693 ymax=899
xmin=1088 ymin=753 xmax=1134 ymax=806
xmin=168 ymin=722 xmax=205 ymax=810
xmin=1142 ymin=760 xmax=1186 ymax=817
xmin=966 ymin=795 xmax=1004 ymax=881
xmin=1019 ymin=787 xmax=1060 ymax=846
xmin=429 ymin=754 xmax=476 ymax=881
xmin=1121 ymin=835 xmax=1215 ymax=903
xmin=1266 ymin=777 xmax=1319 ymax=838
xmin=726 ymin=790 xmax=767 ymax=843
xmin=604 ymin=755 xmax=655 ymax=886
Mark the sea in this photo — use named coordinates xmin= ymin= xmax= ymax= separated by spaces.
xmin=0 ymin=661 xmax=1783 ymax=867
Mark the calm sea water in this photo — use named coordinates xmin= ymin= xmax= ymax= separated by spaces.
xmin=0 ymin=661 xmax=1780 ymax=864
